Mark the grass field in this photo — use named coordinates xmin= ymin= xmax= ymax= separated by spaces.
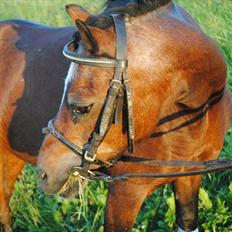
xmin=1 ymin=0 xmax=232 ymax=231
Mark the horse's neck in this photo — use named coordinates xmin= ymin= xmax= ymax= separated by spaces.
xmin=130 ymin=1 xmax=198 ymax=27
xmin=125 ymin=1 xmax=206 ymax=143
xmin=106 ymin=0 xmax=173 ymax=12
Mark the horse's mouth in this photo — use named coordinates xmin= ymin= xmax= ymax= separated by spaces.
xmin=57 ymin=172 xmax=87 ymax=198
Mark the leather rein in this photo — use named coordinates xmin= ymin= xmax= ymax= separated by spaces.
xmin=44 ymin=14 xmax=232 ymax=183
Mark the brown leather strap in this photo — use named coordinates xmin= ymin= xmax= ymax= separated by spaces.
xmin=92 ymin=159 xmax=232 ymax=182
xmin=123 ymin=73 xmax=135 ymax=152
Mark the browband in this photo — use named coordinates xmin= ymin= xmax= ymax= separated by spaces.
xmin=63 ymin=41 xmax=128 ymax=69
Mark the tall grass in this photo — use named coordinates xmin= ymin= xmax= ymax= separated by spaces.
xmin=1 ymin=0 xmax=232 ymax=231
xmin=0 ymin=0 xmax=105 ymax=25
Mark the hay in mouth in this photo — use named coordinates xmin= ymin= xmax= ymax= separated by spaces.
xmin=57 ymin=171 xmax=89 ymax=219
xmin=57 ymin=172 xmax=87 ymax=198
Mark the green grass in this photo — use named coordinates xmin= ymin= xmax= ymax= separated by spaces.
xmin=0 ymin=0 xmax=105 ymax=25
xmin=1 ymin=0 xmax=232 ymax=231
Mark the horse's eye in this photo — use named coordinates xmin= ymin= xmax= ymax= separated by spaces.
xmin=69 ymin=104 xmax=93 ymax=121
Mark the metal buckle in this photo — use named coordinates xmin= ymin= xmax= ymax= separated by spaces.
xmin=103 ymin=175 xmax=114 ymax=183
xmin=42 ymin=127 xmax=49 ymax=134
xmin=84 ymin=150 xmax=96 ymax=163
xmin=110 ymin=79 xmax=122 ymax=88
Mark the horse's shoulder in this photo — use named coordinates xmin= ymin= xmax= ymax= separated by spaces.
xmin=133 ymin=13 xmax=227 ymax=108
xmin=162 ymin=22 xmax=226 ymax=108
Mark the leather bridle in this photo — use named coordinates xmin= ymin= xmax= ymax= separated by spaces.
xmin=44 ymin=14 xmax=232 ymax=183
xmin=45 ymin=14 xmax=134 ymax=180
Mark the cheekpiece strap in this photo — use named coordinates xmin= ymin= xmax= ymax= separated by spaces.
xmin=60 ymin=14 xmax=135 ymax=171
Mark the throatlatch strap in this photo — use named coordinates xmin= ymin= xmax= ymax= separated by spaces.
xmin=123 ymin=73 xmax=135 ymax=153
xmin=99 ymin=73 xmax=122 ymax=137
xmin=114 ymin=86 xmax=124 ymax=124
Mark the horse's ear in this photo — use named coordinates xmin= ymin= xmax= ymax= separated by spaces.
xmin=75 ymin=19 xmax=98 ymax=54
xmin=65 ymin=4 xmax=91 ymax=22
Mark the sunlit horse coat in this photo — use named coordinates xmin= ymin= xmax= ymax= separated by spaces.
xmin=0 ymin=0 xmax=231 ymax=232
xmin=37 ymin=1 xmax=232 ymax=232
xmin=0 ymin=18 xmax=74 ymax=232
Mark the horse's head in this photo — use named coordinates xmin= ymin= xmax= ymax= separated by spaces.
xmin=37 ymin=4 xmax=166 ymax=197
xmin=37 ymin=5 xmax=128 ymax=196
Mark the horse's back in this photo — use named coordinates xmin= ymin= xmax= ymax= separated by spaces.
xmin=0 ymin=19 xmax=74 ymax=157
xmin=0 ymin=19 xmax=61 ymax=105
xmin=1 ymin=19 xmax=52 ymax=27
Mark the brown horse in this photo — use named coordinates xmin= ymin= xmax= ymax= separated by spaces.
xmin=37 ymin=1 xmax=232 ymax=232
xmin=0 ymin=18 xmax=76 ymax=231
xmin=0 ymin=0 xmax=231 ymax=232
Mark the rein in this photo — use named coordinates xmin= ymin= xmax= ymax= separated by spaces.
xmin=92 ymin=159 xmax=232 ymax=182
xmin=44 ymin=14 xmax=232 ymax=183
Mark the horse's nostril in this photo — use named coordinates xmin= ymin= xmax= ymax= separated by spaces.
xmin=38 ymin=169 xmax=48 ymax=182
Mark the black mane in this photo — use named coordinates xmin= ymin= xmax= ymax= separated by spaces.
xmin=87 ymin=0 xmax=172 ymax=28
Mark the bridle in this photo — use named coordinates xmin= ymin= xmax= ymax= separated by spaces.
xmin=44 ymin=14 xmax=232 ymax=183
xmin=44 ymin=14 xmax=134 ymax=180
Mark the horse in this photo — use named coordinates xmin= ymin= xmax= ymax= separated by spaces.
xmin=0 ymin=14 xmax=77 ymax=232
xmin=37 ymin=1 xmax=232 ymax=232
xmin=0 ymin=0 xmax=231 ymax=231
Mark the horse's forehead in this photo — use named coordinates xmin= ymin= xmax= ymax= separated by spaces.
xmin=67 ymin=65 xmax=111 ymax=100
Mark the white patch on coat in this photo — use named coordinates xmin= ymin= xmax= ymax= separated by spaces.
xmin=178 ymin=227 xmax=199 ymax=232
xmin=60 ymin=62 xmax=78 ymax=108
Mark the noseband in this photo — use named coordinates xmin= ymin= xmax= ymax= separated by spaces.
xmin=44 ymin=14 xmax=232 ymax=182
